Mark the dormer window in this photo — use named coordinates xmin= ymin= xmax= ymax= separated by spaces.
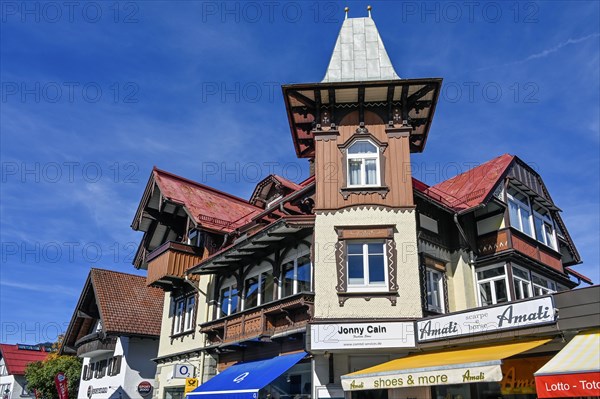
xmin=347 ymin=140 xmax=380 ymax=187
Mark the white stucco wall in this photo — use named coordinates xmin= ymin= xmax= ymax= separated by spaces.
xmin=314 ymin=208 xmax=422 ymax=319
xmin=77 ymin=336 xmax=158 ymax=399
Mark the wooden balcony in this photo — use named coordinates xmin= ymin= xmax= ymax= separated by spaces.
xmin=201 ymin=293 xmax=314 ymax=346
xmin=477 ymin=228 xmax=563 ymax=273
xmin=75 ymin=333 xmax=117 ymax=357
xmin=146 ymin=241 xmax=203 ymax=289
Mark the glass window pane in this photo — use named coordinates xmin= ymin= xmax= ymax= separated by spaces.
xmin=348 ymin=141 xmax=377 ymax=154
xmin=494 ymin=279 xmax=508 ymax=303
xmin=296 ymin=255 xmax=311 ymax=293
xmin=230 ymin=287 xmax=239 ymax=313
xmin=348 ymin=254 xmax=364 ymax=285
xmin=521 ymin=207 xmax=533 ymax=236
xmin=479 ymin=282 xmax=493 ymax=306
xmin=365 ymin=159 xmax=378 ymax=185
xmin=514 ymin=279 xmax=524 ymax=300
xmin=509 ymin=200 xmax=521 ymax=230
xmin=244 ymin=276 xmax=259 ymax=309
xmin=347 ymin=243 xmax=363 ymax=255
xmin=534 ymin=216 xmax=545 ymax=243
xmin=283 ymin=262 xmax=295 ymax=297
xmin=349 ymin=159 xmax=362 ymax=185
xmin=368 ymin=254 xmax=385 ymax=283
xmin=477 ymin=266 xmax=504 ymax=280
xmin=544 ymin=223 xmax=555 ymax=248
xmin=367 ymin=243 xmax=384 ymax=255
xmin=260 ymin=273 xmax=274 ymax=304
xmin=512 ymin=267 xmax=529 ymax=279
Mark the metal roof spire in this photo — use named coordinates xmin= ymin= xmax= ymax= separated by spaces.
xmin=321 ymin=6 xmax=400 ymax=82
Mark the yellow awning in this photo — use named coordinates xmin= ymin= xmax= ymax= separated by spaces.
xmin=535 ymin=330 xmax=600 ymax=376
xmin=341 ymin=339 xmax=551 ymax=391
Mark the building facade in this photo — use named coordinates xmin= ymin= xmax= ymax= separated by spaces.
xmin=126 ymin=10 xmax=597 ymax=399
xmin=60 ymin=269 xmax=163 ymax=399
xmin=0 ymin=344 xmax=50 ymax=399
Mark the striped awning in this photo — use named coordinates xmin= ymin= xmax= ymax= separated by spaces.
xmin=534 ymin=330 xmax=600 ymax=398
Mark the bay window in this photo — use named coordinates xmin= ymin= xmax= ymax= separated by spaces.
xmin=347 ymin=242 xmax=387 ymax=291
xmin=507 ymin=187 xmax=534 ymax=237
xmin=477 ymin=264 xmax=510 ymax=306
xmin=347 ymin=140 xmax=380 ymax=187
xmin=512 ymin=265 xmax=533 ymax=300
xmin=532 ymin=273 xmax=556 ymax=296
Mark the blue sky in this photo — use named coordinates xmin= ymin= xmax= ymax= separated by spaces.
xmin=1 ymin=1 xmax=598 ymax=344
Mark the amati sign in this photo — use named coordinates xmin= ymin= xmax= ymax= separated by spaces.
xmin=310 ymin=322 xmax=415 ymax=351
xmin=342 ymin=363 xmax=503 ymax=391
xmin=417 ymin=296 xmax=556 ymax=342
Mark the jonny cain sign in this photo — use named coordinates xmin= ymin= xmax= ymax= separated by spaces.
xmin=417 ymin=296 xmax=555 ymax=342
xmin=310 ymin=322 xmax=415 ymax=351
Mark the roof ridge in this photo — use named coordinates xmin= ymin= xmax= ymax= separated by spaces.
xmin=153 ymin=166 xmax=260 ymax=208
xmin=90 ymin=267 xmax=146 ymax=279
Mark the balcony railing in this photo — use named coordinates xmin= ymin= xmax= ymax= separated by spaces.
xmin=146 ymin=241 xmax=203 ymax=289
xmin=477 ymin=227 xmax=563 ymax=272
xmin=201 ymin=292 xmax=314 ymax=346
xmin=74 ymin=333 xmax=117 ymax=357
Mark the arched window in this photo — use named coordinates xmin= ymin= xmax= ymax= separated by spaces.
xmin=347 ymin=140 xmax=380 ymax=187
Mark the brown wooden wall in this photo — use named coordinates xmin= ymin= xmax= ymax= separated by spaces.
xmin=314 ymin=113 xmax=414 ymax=211
xmin=146 ymin=245 xmax=202 ymax=285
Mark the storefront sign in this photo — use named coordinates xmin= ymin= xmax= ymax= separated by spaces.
xmin=310 ymin=322 xmax=415 ymax=350
xmin=341 ymin=364 xmax=503 ymax=391
xmin=137 ymin=381 xmax=152 ymax=397
xmin=500 ymin=356 xmax=552 ymax=395
xmin=417 ymin=296 xmax=555 ymax=342
xmin=535 ymin=372 xmax=600 ymax=398
xmin=86 ymin=386 xmax=108 ymax=397
xmin=173 ymin=364 xmax=195 ymax=378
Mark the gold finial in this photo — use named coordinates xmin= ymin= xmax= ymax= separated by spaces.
xmin=367 ymin=5 xmax=372 ymax=18
xmin=344 ymin=7 xmax=349 ymax=19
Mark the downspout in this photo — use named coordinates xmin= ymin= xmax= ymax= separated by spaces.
xmin=185 ymin=276 xmax=210 ymax=383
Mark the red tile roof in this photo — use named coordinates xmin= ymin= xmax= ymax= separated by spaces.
xmin=425 ymin=154 xmax=515 ymax=212
xmin=0 ymin=344 xmax=50 ymax=375
xmin=153 ymin=167 xmax=261 ymax=232
xmin=90 ymin=269 xmax=164 ymax=337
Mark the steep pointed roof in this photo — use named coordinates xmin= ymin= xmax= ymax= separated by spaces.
xmin=322 ymin=16 xmax=400 ymax=82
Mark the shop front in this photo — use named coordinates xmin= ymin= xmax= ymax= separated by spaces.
xmin=534 ymin=329 xmax=600 ymax=398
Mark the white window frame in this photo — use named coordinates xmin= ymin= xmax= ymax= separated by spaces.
xmin=533 ymin=204 xmax=557 ymax=250
xmin=425 ymin=268 xmax=445 ymax=313
xmin=279 ymin=250 xmax=312 ymax=298
xmin=531 ymin=272 xmax=556 ymax=296
xmin=218 ymin=279 xmax=239 ymax=318
xmin=476 ymin=264 xmax=511 ymax=306
xmin=183 ymin=295 xmax=196 ymax=332
xmin=347 ymin=139 xmax=381 ymax=187
xmin=507 ymin=187 xmax=535 ymax=237
xmin=346 ymin=241 xmax=388 ymax=293
xmin=173 ymin=298 xmax=185 ymax=335
xmin=512 ymin=265 xmax=533 ymax=300
xmin=242 ymin=265 xmax=273 ymax=310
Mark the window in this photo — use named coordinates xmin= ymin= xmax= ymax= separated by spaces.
xmin=173 ymin=294 xmax=196 ymax=335
xmin=426 ymin=268 xmax=445 ymax=313
xmin=107 ymin=356 xmax=122 ymax=376
xmin=243 ymin=270 xmax=274 ymax=310
xmin=347 ymin=242 xmax=387 ymax=291
xmin=219 ymin=284 xmax=239 ymax=318
xmin=477 ymin=264 xmax=510 ymax=306
xmin=347 ymin=140 xmax=380 ymax=187
xmin=532 ymin=273 xmax=556 ymax=296
xmin=512 ymin=265 xmax=533 ymax=300
xmin=533 ymin=204 xmax=557 ymax=250
xmin=507 ymin=187 xmax=534 ymax=237
xmin=187 ymin=229 xmax=204 ymax=247
xmin=281 ymin=253 xmax=311 ymax=298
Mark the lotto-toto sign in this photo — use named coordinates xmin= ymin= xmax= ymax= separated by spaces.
xmin=54 ymin=372 xmax=69 ymax=399
xmin=137 ymin=381 xmax=152 ymax=397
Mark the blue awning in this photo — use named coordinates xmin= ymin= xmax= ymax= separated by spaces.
xmin=186 ymin=352 xmax=307 ymax=399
